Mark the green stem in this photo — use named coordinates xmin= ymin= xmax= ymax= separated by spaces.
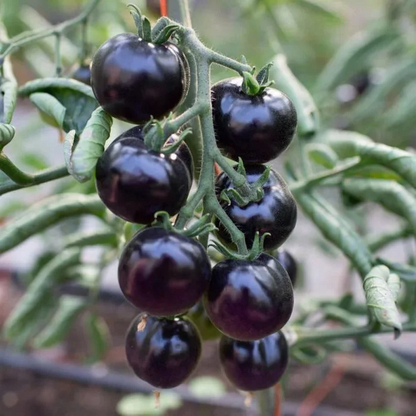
xmin=0 ymin=165 xmax=69 ymax=196
xmin=0 ymin=153 xmax=35 ymax=184
xmin=367 ymin=225 xmax=412 ymax=252
xmin=179 ymin=0 xmax=193 ymax=27
xmin=260 ymin=0 xmax=284 ymax=53
xmin=0 ymin=0 xmax=101 ymax=59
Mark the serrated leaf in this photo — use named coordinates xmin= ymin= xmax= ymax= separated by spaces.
xmin=4 ymin=249 xmax=81 ymax=340
xmin=189 ymin=376 xmax=226 ymax=398
xmin=271 ymin=54 xmax=319 ymax=137
xmin=343 ymin=179 xmax=416 ymax=234
xmin=0 ymin=193 xmax=105 ymax=254
xmin=363 ymin=265 xmax=402 ymax=336
xmin=85 ymin=313 xmax=110 ymax=362
xmin=294 ymin=191 xmax=373 ymax=277
xmin=321 ymin=129 xmax=416 ymax=188
xmin=33 ymin=295 xmax=86 ymax=348
xmin=19 ymin=78 xmax=98 ymax=134
xmin=307 ymin=143 xmax=338 ymax=168
xmin=66 ymin=107 xmax=113 ymax=182
xmin=315 ymin=27 xmax=400 ymax=92
xmin=29 ymin=92 xmax=66 ymax=129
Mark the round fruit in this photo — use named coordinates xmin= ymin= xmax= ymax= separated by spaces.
xmin=215 ymin=165 xmax=297 ymax=251
xmin=204 ymin=253 xmax=293 ymax=341
xmin=95 ymin=133 xmax=192 ymax=224
xmin=211 ymin=78 xmax=297 ymax=164
xmin=71 ymin=64 xmax=91 ymax=85
xmin=219 ymin=331 xmax=289 ymax=391
xmin=188 ymin=301 xmax=221 ymax=341
xmin=91 ymin=33 xmax=188 ymax=124
xmin=126 ymin=314 xmax=201 ymax=389
xmin=119 ymin=227 xmax=211 ymax=316
xmin=118 ymin=125 xmax=194 ymax=182
xmin=276 ymin=250 xmax=297 ymax=287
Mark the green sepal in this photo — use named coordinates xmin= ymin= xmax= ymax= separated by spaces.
xmin=142 ymin=17 xmax=152 ymax=42
xmin=209 ymin=240 xmax=245 ymax=261
xmin=246 ymin=231 xmax=271 ymax=261
xmin=183 ymin=214 xmax=218 ymax=238
xmin=252 ymin=165 xmax=271 ymax=188
xmin=152 ymin=23 xmax=181 ymax=44
xmin=236 ymin=157 xmax=246 ymax=176
xmin=240 ymin=55 xmax=248 ymax=66
xmin=242 ymin=71 xmax=261 ymax=96
xmin=143 ymin=119 xmax=165 ymax=152
xmin=256 ymin=62 xmax=273 ymax=86
xmin=152 ymin=211 xmax=174 ymax=230
xmin=220 ymin=189 xmax=232 ymax=205
xmin=162 ymin=128 xmax=192 ymax=155
xmin=127 ymin=4 xmax=151 ymax=42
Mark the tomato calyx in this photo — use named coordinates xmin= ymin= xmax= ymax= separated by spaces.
xmin=128 ymin=4 xmax=181 ymax=44
xmin=241 ymin=62 xmax=274 ymax=96
xmin=210 ymin=231 xmax=270 ymax=261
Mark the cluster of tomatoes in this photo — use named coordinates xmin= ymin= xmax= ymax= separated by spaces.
xmin=88 ymin=20 xmax=298 ymax=395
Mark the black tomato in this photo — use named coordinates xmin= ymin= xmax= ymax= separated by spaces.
xmin=126 ymin=314 xmax=201 ymax=389
xmin=266 ymin=250 xmax=298 ymax=287
xmin=91 ymin=33 xmax=188 ymax=124
xmin=71 ymin=64 xmax=91 ymax=86
xmin=211 ymin=78 xmax=297 ymax=164
xmin=188 ymin=301 xmax=221 ymax=341
xmin=118 ymin=125 xmax=194 ymax=182
xmin=219 ymin=331 xmax=289 ymax=391
xmin=95 ymin=132 xmax=192 ymax=224
xmin=118 ymin=227 xmax=211 ymax=316
xmin=215 ymin=165 xmax=297 ymax=251
xmin=204 ymin=253 xmax=293 ymax=341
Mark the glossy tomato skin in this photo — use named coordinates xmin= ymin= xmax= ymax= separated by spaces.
xmin=71 ymin=65 xmax=91 ymax=85
xmin=126 ymin=314 xmax=202 ymax=389
xmin=215 ymin=165 xmax=297 ymax=251
xmin=276 ymin=250 xmax=298 ymax=287
xmin=95 ymin=134 xmax=192 ymax=224
xmin=219 ymin=331 xmax=289 ymax=391
xmin=204 ymin=253 xmax=293 ymax=341
xmin=91 ymin=33 xmax=188 ymax=124
xmin=118 ymin=227 xmax=211 ymax=316
xmin=118 ymin=125 xmax=194 ymax=182
xmin=212 ymin=78 xmax=297 ymax=164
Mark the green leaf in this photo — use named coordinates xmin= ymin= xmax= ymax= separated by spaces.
xmin=387 ymin=273 xmax=401 ymax=302
xmin=307 ymin=143 xmax=338 ymax=168
xmin=294 ymin=191 xmax=373 ymax=277
xmin=347 ymin=57 xmax=416 ymax=124
xmin=85 ymin=313 xmax=110 ymax=362
xmin=367 ymin=225 xmax=411 ymax=252
xmin=29 ymin=92 xmax=66 ymax=129
xmin=315 ymin=27 xmax=400 ymax=92
xmin=19 ymin=78 xmax=98 ymax=134
xmin=63 ymin=229 xmax=117 ymax=249
xmin=0 ymin=60 xmax=18 ymax=124
xmin=65 ymin=107 xmax=113 ymax=182
xmin=294 ymin=0 xmax=343 ymax=22
xmin=363 ymin=265 xmax=402 ymax=337
xmin=0 ymin=123 xmax=15 ymax=150
xmin=342 ymin=179 xmax=416 ymax=234
xmin=19 ymin=152 xmax=49 ymax=170
xmin=33 ymin=295 xmax=86 ymax=348
xmin=4 ymin=248 xmax=81 ymax=340
xmin=321 ymin=129 xmax=416 ymax=188
xmin=376 ymin=258 xmax=416 ymax=282
xmin=189 ymin=376 xmax=226 ymax=398
xmin=0 ymin=193 xmax=105 ymax=254
xmin=271 ymin=54 xmax=319 ymax=137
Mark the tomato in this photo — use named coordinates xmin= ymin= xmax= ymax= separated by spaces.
xmin=95 ymin=129 xmax=193 ymax=224
xmin=126 ymin=314 xmax=201 ymax=389
xmin=91 ymin=33 xmax=188 ymax=124
xmin=204 ymin=253 xmax=293 ymax=341
xmin=219 ymin=331 xmax=288 ymax=391
xmin=211 ymin=78 xmax=297 ymax=164
xmin=215 ymin=165 xmax=297 ymax=251
xmin=118 ymin=227 xmax=212 ymax=316
xmin=275 ymin=250 xmax=298 ymax=287
xmin=71 ymin=65 xmax=91 ymax=86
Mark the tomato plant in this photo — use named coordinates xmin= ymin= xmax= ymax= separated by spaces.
xmin=1 ymin=0 xmax=416 ymax=415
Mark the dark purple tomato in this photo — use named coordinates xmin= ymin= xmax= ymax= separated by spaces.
xmin=204 ymin=253 xmax=293 ymax=341
xmin=219 ymin=331 xmax=288 ymax=391
xmin=118 ymin=227 xmax=211 ymax=316
xmin=188 ymin=301 xmax=221 ymax=341
xmin=71 ymin=65 xmax=91 ymax=85
xmin=91 ymin=33 xmax=188 ymax=124
xmin=126 ymin=314 xmax=202 ymax=389
xmin=118 ymin=125 xmax=193 ymax=182
xmin=211 ymin=78 xmax=297 ymax=164
xmin=95 ymin=134 xmax=192 ymax=224
xmin=265 ymin=250 xmax=297 ymax=287
xmin=215 ymin=165 xmax=297 ymax=251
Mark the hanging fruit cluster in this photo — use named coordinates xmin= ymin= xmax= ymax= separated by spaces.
xmin=90 ymin=6 xmax=298 ymax=397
